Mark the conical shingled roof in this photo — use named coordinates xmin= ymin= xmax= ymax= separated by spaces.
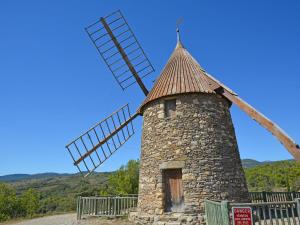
xmin=140 ymin=40 xmax=215 ymax=112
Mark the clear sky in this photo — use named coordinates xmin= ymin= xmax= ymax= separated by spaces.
xmin=0 ymin=0 xmax=299 ymax=176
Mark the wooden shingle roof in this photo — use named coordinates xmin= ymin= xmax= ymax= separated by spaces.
xmin=140 ymin=40 xmax=215 ymax=112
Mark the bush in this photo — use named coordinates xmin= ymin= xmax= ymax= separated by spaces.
xmin=0 ymin=183 xmax=18 ymax=222
xmin=20 ymin=188 xmax=40 ymax=218
xmin=0 ymin=183 xmax=42 ymax=221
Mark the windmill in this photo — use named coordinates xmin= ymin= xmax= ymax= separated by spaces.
xmin=66 ymin=9 xmax=299 ymax=176
xmin=65 ymin=9 xmax=300 ymax=222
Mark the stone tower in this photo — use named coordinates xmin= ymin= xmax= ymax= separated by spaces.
xmin=130 ymin=37 xmax=249 ymax=224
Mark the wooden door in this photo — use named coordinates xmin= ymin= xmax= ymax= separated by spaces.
xmin=164 ymin=169 xmax=184 ymax=212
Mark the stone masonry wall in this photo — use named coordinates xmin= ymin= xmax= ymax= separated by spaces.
xmin=137 ymin=93 xmax=250 ymax=219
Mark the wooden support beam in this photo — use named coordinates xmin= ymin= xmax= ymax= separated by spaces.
xmin=203 ymin=72 xmax=300 ymax=162
xmin=100 ymin=17 xmax=149 ymax=96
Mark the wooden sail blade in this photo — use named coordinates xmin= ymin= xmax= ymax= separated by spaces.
xmin=65 ymin=104 xmax=138 ymax=176
xmin=85 ymin=10 xmax=154 ymax=95
xmin=203 ymin=72 xmax=300 ymax=161
xmin=73 ymin=112 xmax=138 ymax=166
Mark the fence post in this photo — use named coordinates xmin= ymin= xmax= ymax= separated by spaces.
xmin=204 ymin=200 xmax=209 ymax=225
xmin=76 ymin=197 xmax=79 ymax=220
xmin=262 ymin=191 xmax=267 ymax=202
xmin=296 ymin=198 xmax=300 ymax=218
xmin=95 ymin=198 xmax=98 ymax=216
xmin=221 ymin=201 xmax=230 ymax=225
xmin=77 ymin=196 xmax=82 ymax=220
xmin=114 ymin=197 xmax=117 ymax=215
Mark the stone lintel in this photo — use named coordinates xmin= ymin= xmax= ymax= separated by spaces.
xmin=159 ymin=161 xmax=185 ymax=170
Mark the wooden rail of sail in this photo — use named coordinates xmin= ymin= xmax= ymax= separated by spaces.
xmin=74 ymin=112 xmax=139 ymax=166
xmin=100 ymin=17 xmax=149 ymax=96
xmin=203 ymin=72 xmax=300 ymax=162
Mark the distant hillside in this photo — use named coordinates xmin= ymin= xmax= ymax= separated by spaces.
xmin=6 ymin=172 xmax=111 ymax=194
xmin=0 ymin=171 xmax=112 ymax=213
xmin=0 ymin=160 xmax=138 ymax=223
xmin=0 ymin=171 xmax=113 ymax=216
xmin=241 ymin=159 xmax=275 ymax=168
xmin=0 ymin=159 xmax=294 ymax=182
xmin=241 ymin=159 xmax=294 ymax=168
xmin=0 ymin=172 xmax=72 ymax=182
xmin=1 ymin=159 xmax=298 ymax=197
xmin=241 ymin=159 xmax=263 ymax=168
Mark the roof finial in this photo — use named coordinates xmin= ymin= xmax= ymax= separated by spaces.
xmin=176 ymin=18 xmax=184 ymax=48
xmin=176 ymin=27 xmax=180 ymax=42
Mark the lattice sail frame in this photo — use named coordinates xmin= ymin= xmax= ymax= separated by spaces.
xmin=85 ymin=10 xmax=154 ymax=94
xmin=66 ymin=104 xmax=137 ymax=176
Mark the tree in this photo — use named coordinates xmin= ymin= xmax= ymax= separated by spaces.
xmin=20 ymin=188 xmax=40 ymax=218
xmin=245 ymin=160 xmax=300 ymax=192
xmin=0 ymin=183 xmax=18 ymax=222
xmin=100 ymin=160 xmax=139 ymax=195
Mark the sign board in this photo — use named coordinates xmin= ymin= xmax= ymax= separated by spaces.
xmin=232 ymin=207 xmax=253 ymax=225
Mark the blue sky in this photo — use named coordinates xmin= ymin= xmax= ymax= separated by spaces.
xmin=0 ymin=0 xmax=299 ymax=175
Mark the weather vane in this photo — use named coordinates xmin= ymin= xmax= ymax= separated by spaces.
xmin=176 ymin=17 xmax=184 ymax=42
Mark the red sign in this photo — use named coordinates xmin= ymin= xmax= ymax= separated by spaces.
xmin=232 ymin=207 xmax=253 ymax=225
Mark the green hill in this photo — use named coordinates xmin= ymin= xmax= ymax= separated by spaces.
xmin=0 ymin=161 xmax=138 ymax=222
xmin=0 ymin=173 xmax=71 ymax=182
xmin=0 ymin=172 xmax=111 ymax=216
xmin=1 ymin=159 xmax=300 ymax=196
xmin=241 ymin=159 xmax=295 ymax=168
xmin=241 ymin=159 xmax=264 ymax=168
xmin=245 ymin=160 xmax=300 ymax=192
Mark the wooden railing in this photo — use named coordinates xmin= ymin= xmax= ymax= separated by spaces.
xmin=77 ymin=195 xmax=138 ymax=220
xmin=205 ymin=199 xmax=300 ymax=225
xmin=77 ymin=192 xmax=300 ymax=220
xmin=250 ymin=192 xmax=300 ymax=203
xmin=229 ymin=200 xmax=300 ymax=225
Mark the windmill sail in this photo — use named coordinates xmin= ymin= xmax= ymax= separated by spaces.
xmin=202 ymin=71 xmax=300 ymax=161
xmin=85 ymin=10 xmax=154 ymax=96
xmin=66 ymin=104 xmax=138 ymax=176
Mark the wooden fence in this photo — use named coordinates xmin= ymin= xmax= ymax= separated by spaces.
xmin=250 ymin=192 xmax=300 ymax=203
xmin=77 ymin=192 xmax=300 ymax=220
xmin=205 ymin=199 xmax=300 ymax=225
xmin=77 ymin=196 xmax=138 ymax=219
xmin=229 ymin=200 xmax=300 ymax=225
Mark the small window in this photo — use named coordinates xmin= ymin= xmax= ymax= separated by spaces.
xmin=164 ymin=99 xmax=176 ymax=117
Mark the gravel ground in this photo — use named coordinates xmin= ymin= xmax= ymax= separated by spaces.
xmin=6 ymin=214 xmax=134 ymax=225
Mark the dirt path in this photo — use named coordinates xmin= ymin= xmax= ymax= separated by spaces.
xmin=6 ymin=213 xmax=133 ymax=225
